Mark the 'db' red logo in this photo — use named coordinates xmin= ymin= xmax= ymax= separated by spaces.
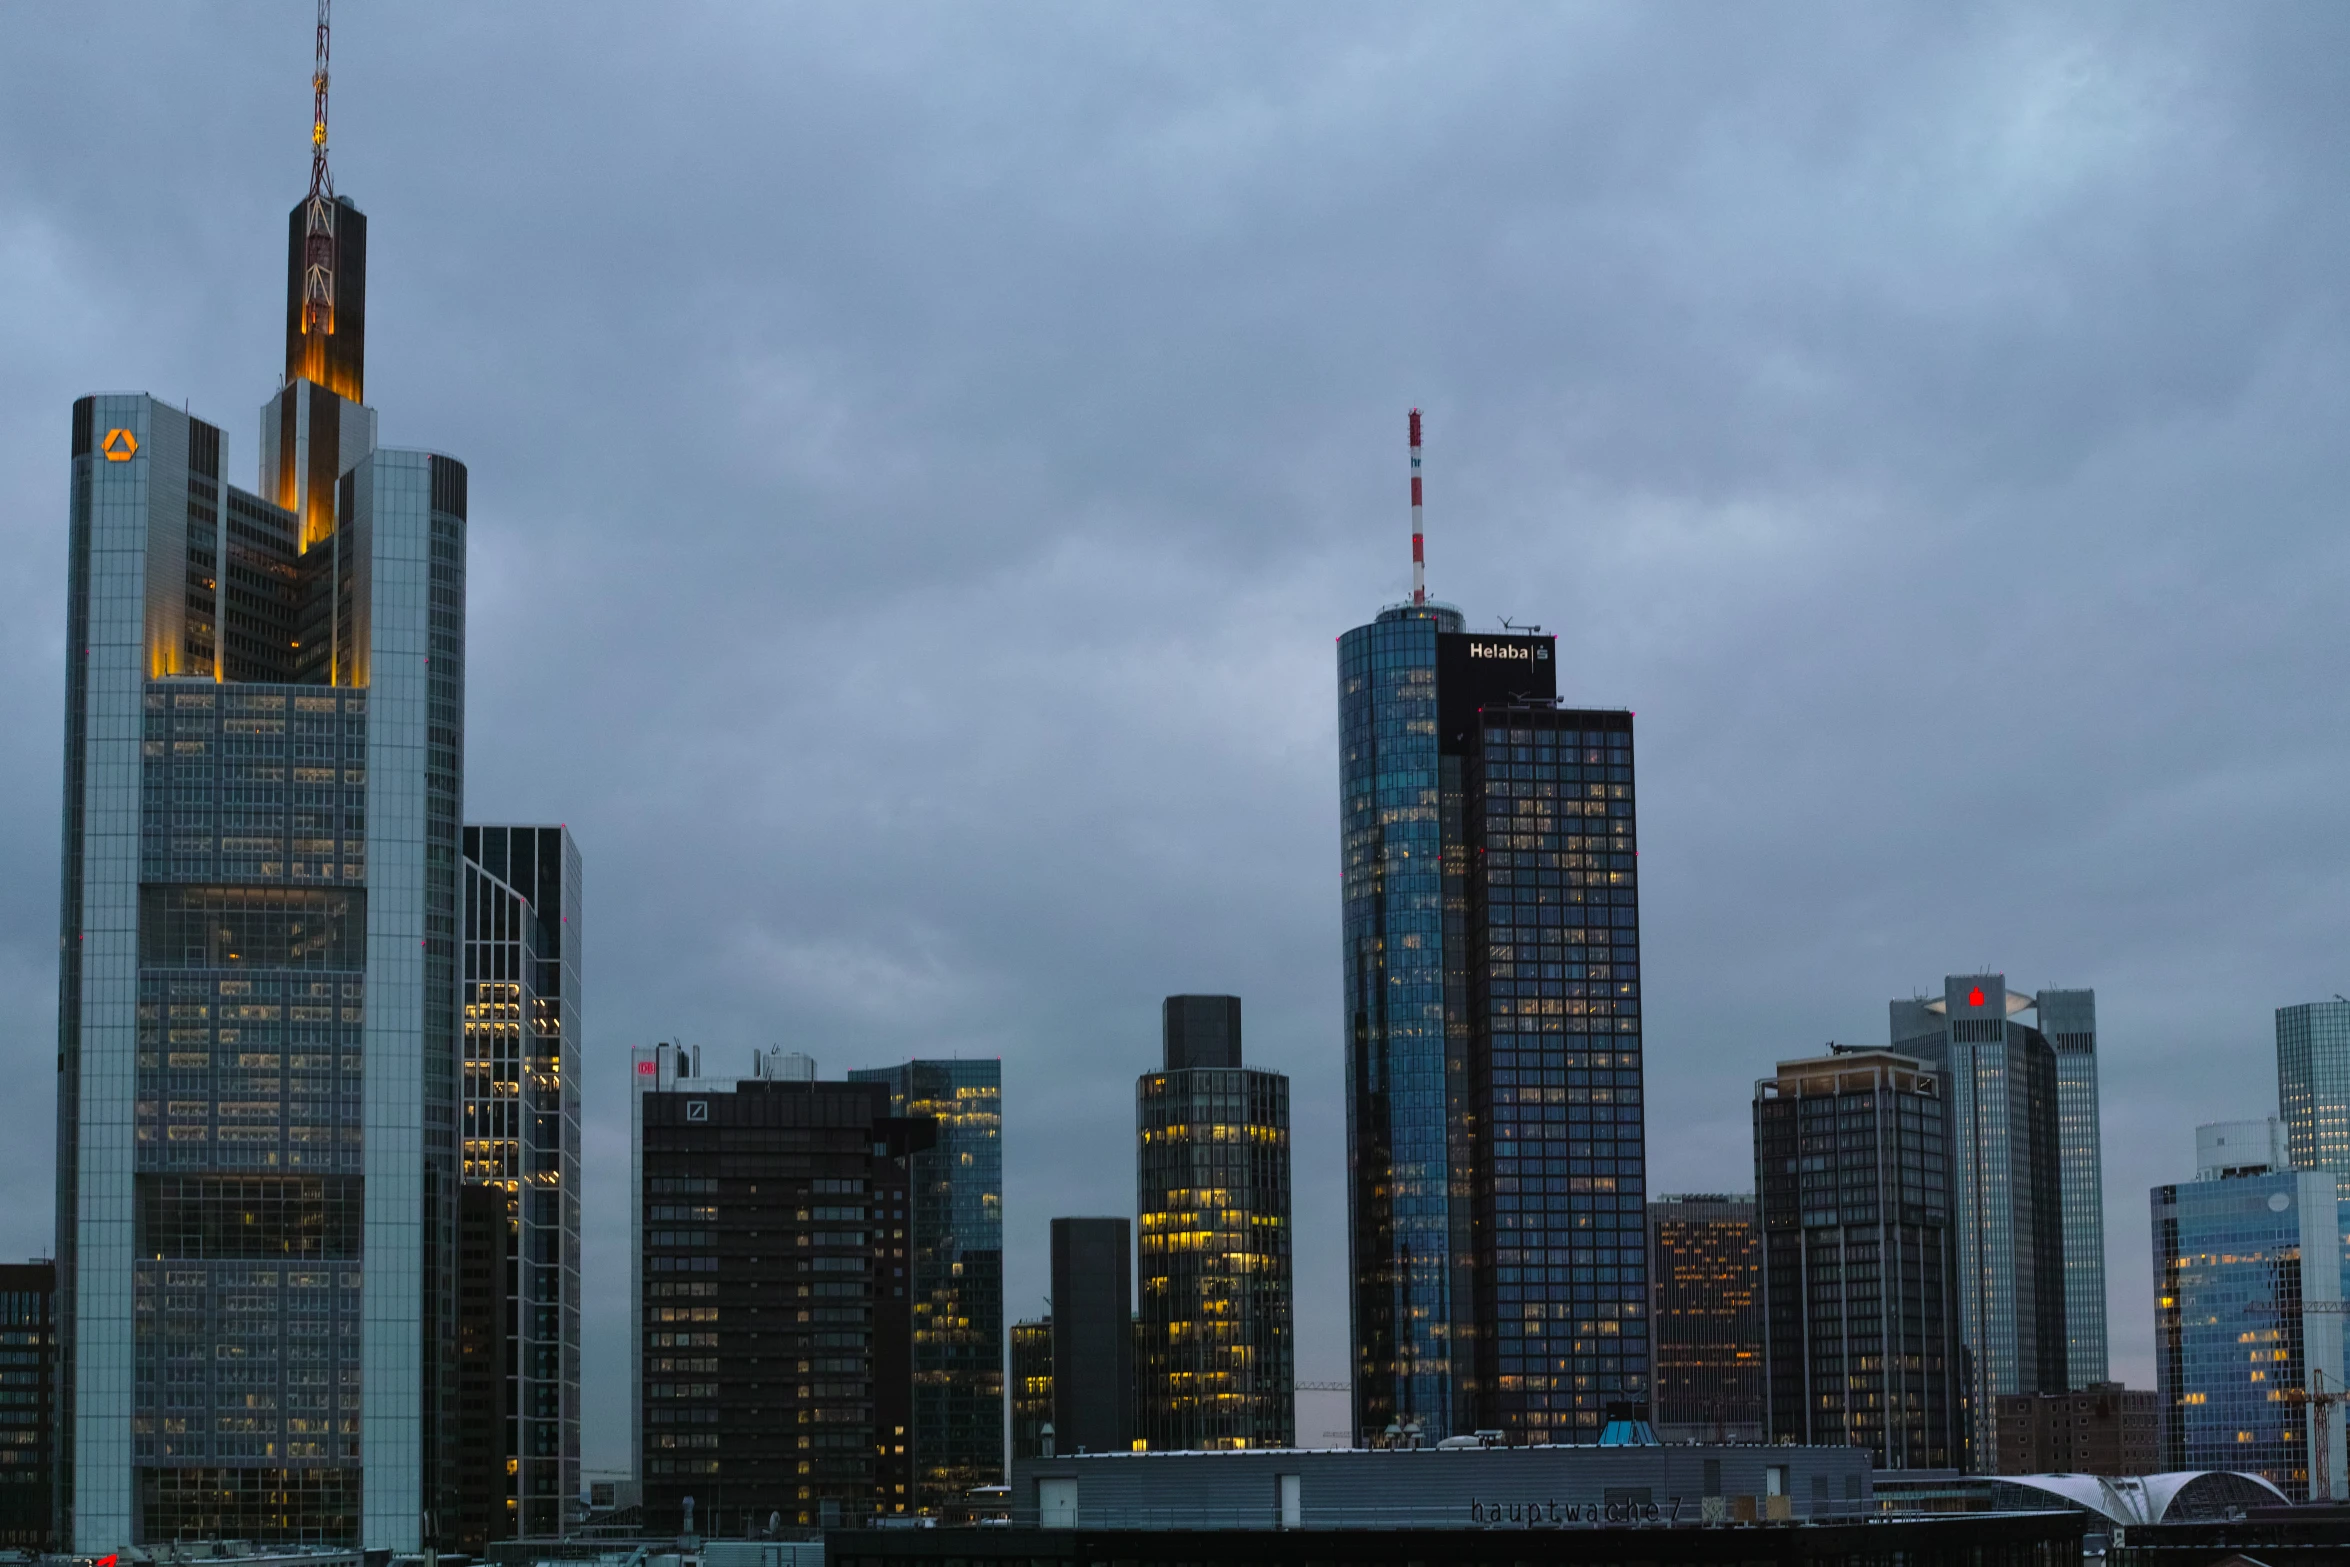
xmin=1967 ymin=986 xmax=1986 ymax=1007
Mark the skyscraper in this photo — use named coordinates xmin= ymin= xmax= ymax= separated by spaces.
xmin=1644 ymin=1195 xmax=1762 ymax=1443
xmin=2038 ymin=990 xmax=2106 ymax=1388
xmin=848 ymin=1060 xmax=1004 ymax=1511
xmin=1753 ymin=1049 xmax=1961 ymax=1470
xmin=0 ymin=1263 xmax=57 ymax=1550
xmin=1339 ymin=452 xmax=1644 ymax=1444
xmin=629 ymin=1044 xmax=931 ymax=1529
xmin=54 ymin=82 xmax=472 ymax=1546
xmin=454 ymin=826 xmax=582 ymax=1545
xmin=1135 ymin=996 xmax=1294 ymax=1451
xmin=2277 ymin=1002 xmax=2350 ymax=1180
xmin=1047 ymin=1219 xmax=1133 ymax=1456
xmin=1890 ymin=976 xmax=2072 ymax=1469
xmin=1008 ymin=1319 xmax=1053 ymax=1460
xmin=2151 ymin=1121 xmax=2346 ymax=1500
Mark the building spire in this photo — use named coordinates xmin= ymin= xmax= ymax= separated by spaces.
xmin=298 ymin=0 xmax=338 ymax=364
xmin=1409 ymin=408 xmax=1425 ymax=605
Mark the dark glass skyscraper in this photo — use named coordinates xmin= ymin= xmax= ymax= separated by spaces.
xmin=1047 ymin=1219 xmax=1133 ymax=1456
xmin=628 ymin=1045 xmax=931 ymax=1529
xmin=2038 ymin=989 xmax=2106 ymax=1388
xmin=1135 ymin=996 xmax=1293 ymax=1451
xmin=1754 ymin=1049 xmax=1960 ymax=1470
xmin=56 ymin=174 xmax=469 ymax=1550
xmin=454 ymin=826 xmax=582 ymax=1545
xmin=0 ymin=1263 xmax=57 ymax=1550
xmin=1339 ymin=600 xmax=1645 ymax=1444
xmin=1891 ymin=976 xmax=2073 ymax=1471
xmin=849 ymin=1060 xmax=1004 ymax=1511
xmin=1645 ymin=1196 xmax=1761 ymax=1442
xmin=2277 ymin=1001 xmax=2350 ymax=1181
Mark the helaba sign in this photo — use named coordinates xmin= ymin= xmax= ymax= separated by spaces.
xmin=1466 ymin=640 xmax=1549 ymax=663
xmin=1469 ymin=1496 xmax=1676 ymax=1526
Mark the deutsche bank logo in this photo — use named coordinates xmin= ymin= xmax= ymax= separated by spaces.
xmin=686 ymin=1100 xmax=709 ymax=1122
xmin=1467 ymin=640 xmax=1548 ymax=662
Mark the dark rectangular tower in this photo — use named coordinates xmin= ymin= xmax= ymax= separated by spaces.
xmin=1048 ymin=1219 xmax=1133 ymax=1456
xmin=454 ymin=826 xmax=583 ymax=1545
xmin=1645 ymin=1196 xmax=1762 ymax=1443
xmin=0 ymin=1263 xmax=57 ymax=1550
xmin=1754 ymin=1049 xmax=1960 ymax=1470
xmin=1136 ymin=998 xmax=1293 ymax=1451
xmin=629 ymin=1046 xmax=934 ymax=1530
xmin=849 ymin=1060 xmax=1005 ymax=1512
xmin=1891 ymin=976 xmax=2069 ymax=1470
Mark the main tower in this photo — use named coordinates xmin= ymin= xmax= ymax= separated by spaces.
xmin=1337 ymin=414 xmax=1648 ymax=1444
xmin=54 ymin=8 xmax=469 ymax=1549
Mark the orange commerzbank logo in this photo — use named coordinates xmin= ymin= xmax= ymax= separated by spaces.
xmin=101 ymin=428 xmax=138 ymax=462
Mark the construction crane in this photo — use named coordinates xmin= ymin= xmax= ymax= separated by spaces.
xmin=2248 ymin=1302 xmax=2348 ymax=1502
xmin=2284 ymin=1368 xmax=2345 ymax=1504
xmin=1295 ymin=1381 xmax=1351 ymax=1393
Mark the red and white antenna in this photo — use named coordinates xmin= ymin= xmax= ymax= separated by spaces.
xmin=301 ymin=0 xmax=335 ymax=341
xmin=1409 ymin=407 xmax=1425 ymax=605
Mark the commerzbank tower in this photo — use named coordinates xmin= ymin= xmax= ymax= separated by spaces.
xmin=52 ymin=14 xmax=581 ymax=1554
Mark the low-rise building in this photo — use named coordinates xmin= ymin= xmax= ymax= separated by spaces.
xmin=1992 ymin=1383 xmax=2158 ymax=1476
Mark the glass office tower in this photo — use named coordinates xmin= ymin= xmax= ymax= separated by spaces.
xmin=1339 ymin=604 xmax=1644 ymax=1444
xmin=2277 ymin=1002 xmax=2350 ymax=1180
xmin=848 ymin=1061 xmax=1004 ymax=1511
xmin=2151 ymin=1142 xmax=2346 ymax=1500
xmin=55 ymin=183 xmax=468 ymax=1552
xmin=1754 ymin=1050 xmax=1961 ymax=1469
xmin=1645 ymin=1196 xmax=1762 ymax=1443
xmin=0 ymin=1263 xmax=57 ymax=1550
xmin=1890 ymin=976 xmax=2068 ymax=1471
xmin=1135 ymin=997 xmax=1294 ymax=1451
xmin=2037 ymin=989 xmax=2107 ymax=1388
xmin=454 ymin=827 xmax=582 ymax=1545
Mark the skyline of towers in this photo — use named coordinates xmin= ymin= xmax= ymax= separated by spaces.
xmin=1135 ymin=995 xmax=1295 ymax=1451
xmin=1338 ymin=591 xmax=1646 ymax=1444
xmin=1754 ymin=1048 xmax=1961 ymax=1470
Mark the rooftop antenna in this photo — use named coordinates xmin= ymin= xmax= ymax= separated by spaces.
xmin=1409 ymin=408 xmax=1425 ymax=605
xmin=300 ymin=0 xmax=336 ymax=343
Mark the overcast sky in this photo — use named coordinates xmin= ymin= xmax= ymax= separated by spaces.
xmin=5 ymin=3 xmax=2350 ymax=1467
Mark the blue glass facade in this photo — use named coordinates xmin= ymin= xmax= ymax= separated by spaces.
xmin=1340 ymin=604 xmax=1642 ymax=1443
xmin=2277 ymin=1002 xmax=2350 ymax=1179
xmin=1464 ymin=705 xmax=1647 ymax=1441
xmin=2150 ymin=1169 xmax=2347 ymax=1500
xmin=1339 ymin=603 xmax=1468 ymax=1440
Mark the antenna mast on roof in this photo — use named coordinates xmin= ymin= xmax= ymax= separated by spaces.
xmin=1409 ymin=408 xmax=1425 ymax=605
xmin=301 ymin=0 xmax=336 ymax=342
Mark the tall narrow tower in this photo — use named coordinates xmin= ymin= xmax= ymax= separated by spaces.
xmin=1338 ymin=416 xmax=1648 ymax=1445
xmin=54 ymin=13 xmax=470 ymax=1550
